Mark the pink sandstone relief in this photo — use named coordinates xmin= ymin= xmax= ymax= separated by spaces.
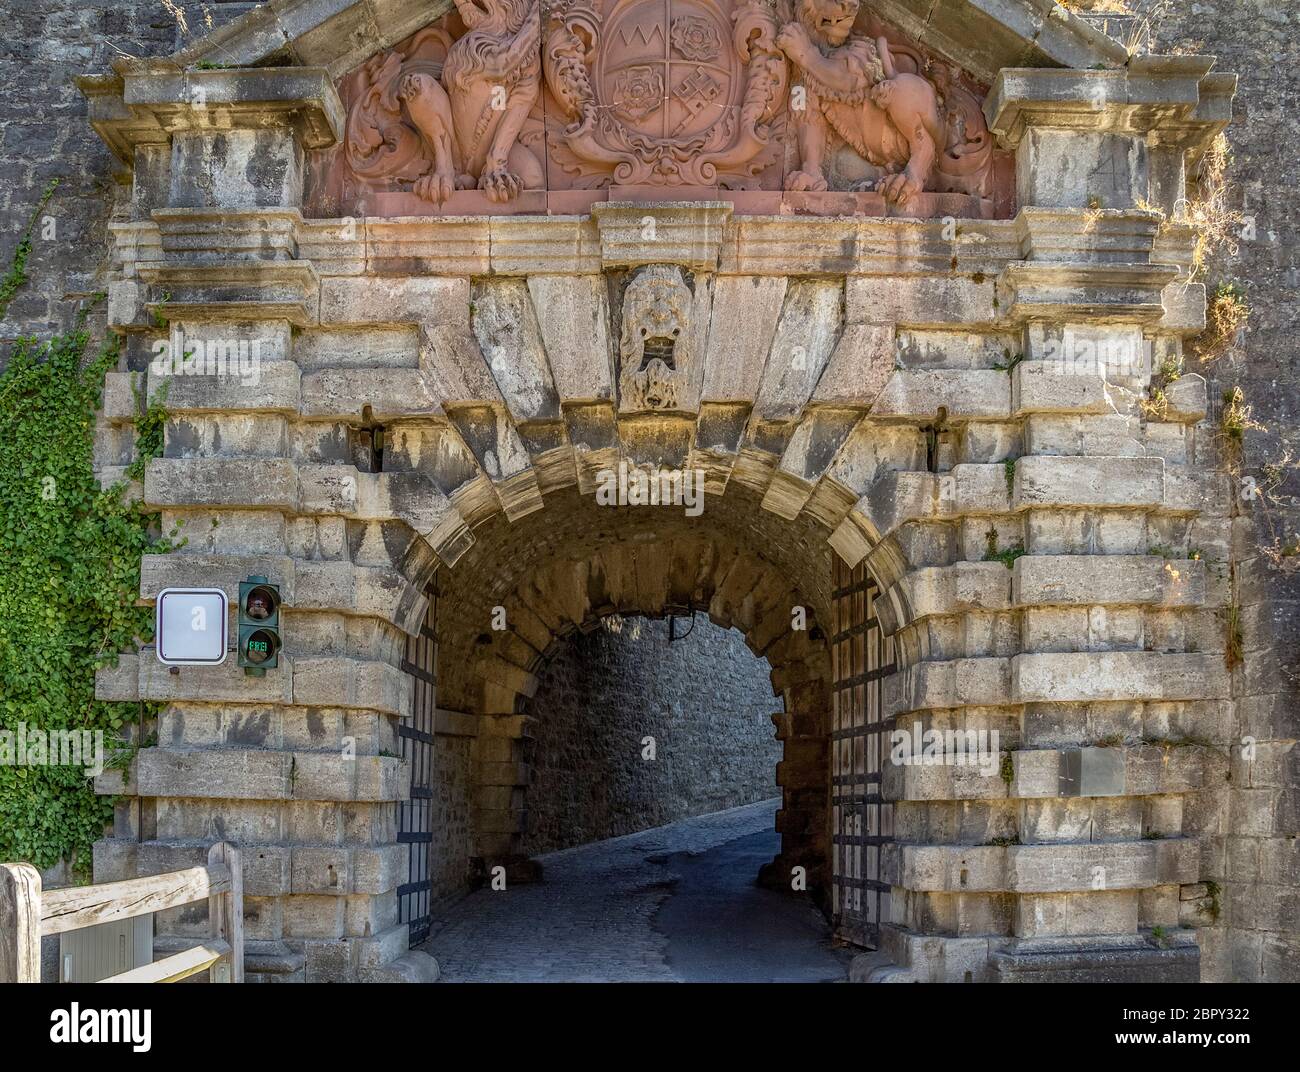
xmin=306 ymin=0 xmax=1015 ymax=219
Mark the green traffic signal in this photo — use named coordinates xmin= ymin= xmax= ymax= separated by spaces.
xmin=238 ymin=576 xmax=281 ymax=674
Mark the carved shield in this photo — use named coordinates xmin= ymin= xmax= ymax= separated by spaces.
xmin=599 ymin=0 xmax=736 ymax=141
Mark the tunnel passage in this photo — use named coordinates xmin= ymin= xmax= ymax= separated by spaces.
xmin=518 ymin=614 xmax=782 ymax=856
xmin=425 ymin=482 xmax=838 ymax=906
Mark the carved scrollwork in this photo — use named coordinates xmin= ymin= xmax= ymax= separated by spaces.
xmin=327 ymin=0 xmax=998 ymax=213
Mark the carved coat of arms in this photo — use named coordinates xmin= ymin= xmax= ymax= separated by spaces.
xmin=321 ymin=0 xmax=1001 ymax=214
xmin=543 ymin=0 xmax=789 ymax=188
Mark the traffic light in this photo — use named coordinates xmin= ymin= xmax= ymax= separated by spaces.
xmin=238 ymin=575 xmax=281 ymax=675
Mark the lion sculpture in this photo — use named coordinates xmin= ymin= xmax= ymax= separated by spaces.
xmin=775 ymin=0 xmax=991 ymax=208
xmin=345 ymin=0 xmax=543 ymax=204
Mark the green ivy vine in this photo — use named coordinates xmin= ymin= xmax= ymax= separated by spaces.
xmin=0 ymin=295 xmax=172 ymax=874
xmin=0 ymin=178 xmax=59 ymax=321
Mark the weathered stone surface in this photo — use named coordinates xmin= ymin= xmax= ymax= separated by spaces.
xmin=1013 ymin=360 xmax=1112 ymax=415
xmin=1014 ymin=455 xmax=1164 ymax=508
xmin=319 ymin=277 xmax=468 ymax=326
xmin=526 ymin=276 xmax=614 ymax=404
xmin=11 ymin=0 xmax=1267 ymax=986
xmin=871 ymin=369 xmax=1012 ymax=420
xmin=1013 ymin=652 xmax=1230 ymax=703
xmin=1014 ymin=554 xmax=1205 ymax=607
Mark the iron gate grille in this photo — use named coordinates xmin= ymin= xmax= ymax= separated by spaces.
xmin=397 ymin=589 xmax=437 ymax=945
xmin=830 ymin=555 xmax=896 ymax=949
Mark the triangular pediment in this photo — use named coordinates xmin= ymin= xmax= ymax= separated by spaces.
xmin=172 ymin=0 xmax=1128 ymax=84
xmin=77 ymin=0 xmax=1228 ymax=223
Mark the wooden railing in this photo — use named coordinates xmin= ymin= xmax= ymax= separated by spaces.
xmin=0 ymin=841 xmax=243 ymax=983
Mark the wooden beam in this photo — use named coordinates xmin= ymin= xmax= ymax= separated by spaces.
xmin=101 ymin=941 xmax=230 ymax=984
xmin=40 ymin=864 xmax=230 ymax=936
xmin=208 ymin=841 xmax=244 ymax=982
xmin=0 ymin=863 xmax=41 ymax=983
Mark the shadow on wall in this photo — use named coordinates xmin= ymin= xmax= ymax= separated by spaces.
xmin=518 ymin=613 xmax=781 ymax=855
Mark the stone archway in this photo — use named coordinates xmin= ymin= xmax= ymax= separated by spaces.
xmin=81 ymin=0 xmax=1244 ymax=983
xmin=429 ymin=491 xmax=837 ymax=897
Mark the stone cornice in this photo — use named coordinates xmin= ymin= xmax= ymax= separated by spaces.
xmin=591 ymin=203 xmax=733 ymax=272
xmin=1014 ymin=207 xmax=1164 ymax=264
xmin=76 ymin=62 xmax=345 ymax=165
xmin=173 ymin=0 xmax=458 ymax=82
xmin=985 ymin=60 xmax=1236 ymax=152
xmin=169 ymin=0 xmax=1130 ymax=87
xmin=106 ymin=212 xmax=1191 ymax=334
xmin=998 ymin=261 xmax=1179 ymax=324
xmin=870 ymin=0 xmax=1130 ymax=82
xmin=121 ymin=209 xmax=1026 ymax=281
xmin=113 ymin=208 xmax=1198 ymax=285
xmin=136 ymin=260 xmax=321 ymax=327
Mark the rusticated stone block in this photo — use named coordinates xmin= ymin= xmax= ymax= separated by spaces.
xmin=526 ymin=276 xmax=614 ymax=405
xmin=1013 ymin=359 xmax=1111 ymax=415
xmin=319 ymin=277 xmax=469 ymax=326
xmin=140 ymin=552 xmax=294 ymax=601
xmin=145 ymin=457 xmax=299 ymax=510
xmin=290 ymin=752 xmax=407 ymax=802
xmin=871 ymin=369 xmax=1012 ymax=420
xmin=152 ymin=360 xmax=301 ymax=415
xmin=137 ymin=655 xmax=294 ymax=705
xmin=299 ymin=367 xmax=438 ymax=420
xmin=136 ymin=748 xmax=293 ymax=800
xmin=291 ymin=656 xmax=411 ymax=717
xmin=290 ymin=847 xmax=351 ymax=896
xmin=1013 ymin=554 xmax=1205 ymax=607
xmin=884 ymin=657 xmax=1012 ymax=716
xmin=1013 ymin=889 xmax=1139 ymax=938
xmin=1012 ymin=651 xmax=1229 ymax=704
xmin=1162 ymin=373 xmax=1208 ymax=422
xmin=1014 ymin=455 xmax=1164 ymax=508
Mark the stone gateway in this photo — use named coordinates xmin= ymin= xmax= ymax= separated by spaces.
xmin=61 ymin=0 xmax=1280 ymax=984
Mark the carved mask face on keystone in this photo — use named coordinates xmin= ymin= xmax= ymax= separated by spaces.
xmin=800 ymin=0 xmax=861 ymax=48
xmin=619 ymin=266 xmax=692 ymax=413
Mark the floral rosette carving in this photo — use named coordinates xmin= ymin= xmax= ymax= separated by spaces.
xmin=671 ymin=15 xmax=722 ymax=61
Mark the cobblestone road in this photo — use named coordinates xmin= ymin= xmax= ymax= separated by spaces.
xmin=420 ymin=799 xmax=852 ymax=982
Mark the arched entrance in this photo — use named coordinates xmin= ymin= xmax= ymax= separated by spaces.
xmin=82 ymin=0 xmax=1238 ymax=984
xmin=394 ymin=483 xmax=885 ymax=942
xmin=383 ymin=479 xmax=898 ymax=978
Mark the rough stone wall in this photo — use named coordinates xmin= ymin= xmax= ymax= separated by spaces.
xmin=1077 ymin=0 xmax=1300 ymax=984
xmin=519 ymin=615 xmax=781 ymax=855
xmin=430 ymin=734 xmax=473 ymax=912
xmin=0 ymin=1 xmax=249 ymax=352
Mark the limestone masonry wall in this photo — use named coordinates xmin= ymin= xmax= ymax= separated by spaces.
xmin=1 ymin=0 xmax=1294 ymax=985
xmin=1124 ymin=0 xmax=1300 ymax=984
xmin=520 ymin=615 xmax=780 ymax=856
